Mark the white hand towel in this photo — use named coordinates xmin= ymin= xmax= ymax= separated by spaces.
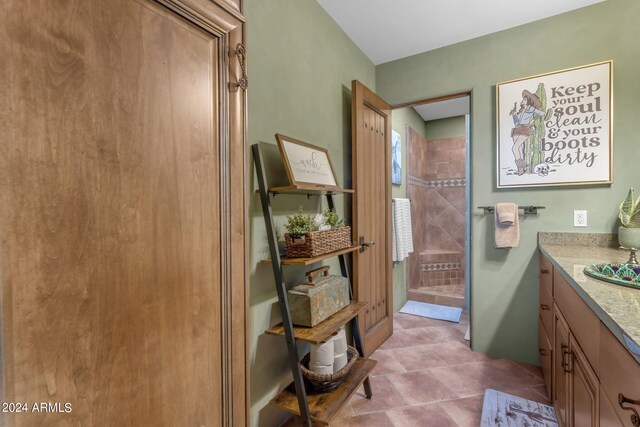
xmin=495 ymin=203 xmax=519 ymax=248
xmin=391 ymin=206 xmax=398 ymax=262
xmin=402 ymin=200 xmax=414 ymax=255
xmin=392 ymin=198 xmax=414 ymax=262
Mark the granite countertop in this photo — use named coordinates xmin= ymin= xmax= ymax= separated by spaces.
xmin=538 ymin=233 xmax=640 ymax=362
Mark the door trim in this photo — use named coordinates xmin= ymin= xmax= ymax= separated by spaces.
xmin=155 ymin=1 xmax=248 ymax=424
xmin=391 ymin=91 xmax=469 ymax=109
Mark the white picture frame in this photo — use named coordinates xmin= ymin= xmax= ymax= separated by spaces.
xmin=496 ymin=61 xmax=612 ymax=188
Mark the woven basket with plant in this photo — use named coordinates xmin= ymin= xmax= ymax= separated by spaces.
xmin=284 ymin=208 xmax=351 ymax=258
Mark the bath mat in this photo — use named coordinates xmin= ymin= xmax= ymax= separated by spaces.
xmin=480 ymin=389 xmax=557 ymax=427
xmin=399 ymin=300 xmax=462 ymax=323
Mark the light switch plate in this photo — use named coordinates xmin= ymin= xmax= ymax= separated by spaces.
xmin=574 ymin=210 xmax=587 ymax=227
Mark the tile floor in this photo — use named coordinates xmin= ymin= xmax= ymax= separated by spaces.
xmin=284 ymin=311 xmax=549 ymax=426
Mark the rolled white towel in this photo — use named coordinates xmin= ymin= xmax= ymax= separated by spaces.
xmin=332 ymin=329 xmax=347 ymax=355
xmin=309 ymin=363 xmax=334 ymax=375
xmin=333 ymin=352 xmax=348 ymax=372
xmin=309 ymin=365 xmax=333 ymax=375
xmin=310 ymin=339 xmax=334 ymax=367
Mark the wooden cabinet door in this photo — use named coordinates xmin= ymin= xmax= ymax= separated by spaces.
xmin=600 ymin=388 xmax=624 ymax=427
xmin=554 ymin=268 xmax=600 ymax=375
xmin=570 ymin=335 xmax=599 ymax=427
xmin=0 ymin=0 xmax=247 ymax=425
xmin=599 ymin=323 xmax=640 ymax=427
xmin=554 ymin=307 xmax=571 ymax=427
xmin=539 ymin=317 xmax=553 ymax=399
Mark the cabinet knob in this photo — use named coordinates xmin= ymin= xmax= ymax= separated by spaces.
xmin=618 ymin=393 xmax=640 ymax=427
xmin=541 ymin=269 xmax=550 ymax=274
xmin=539 ymin=348 xmax=546 ymax=356
xmin=540 ymin=304 xmax=550 ymax=311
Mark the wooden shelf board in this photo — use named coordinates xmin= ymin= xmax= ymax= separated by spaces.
xmin=260 ymin=245 xmax=359 ymax=266
xmin=268 ymin=185 xmax=354 ymax=195
xmin=265 ymin=301 xmax=368 ymax=344
xmin=270 ymin=357 xmax=376 ymax=425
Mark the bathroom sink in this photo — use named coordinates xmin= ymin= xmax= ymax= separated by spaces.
xmin=584 ymin=263 xmax=640 ymax=290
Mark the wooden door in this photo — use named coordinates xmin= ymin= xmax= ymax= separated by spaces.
xmin=554 ymin=307 xmax=571 ymax=427
xmin=351 ymin=80 xmax=393 ymax=356
xmin=0 ymin=0 xmax=247 ymax=426
xmin=569 ymin=335 xmax=599 ymax=427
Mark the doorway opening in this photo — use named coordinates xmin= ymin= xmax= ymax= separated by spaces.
xmin=392 ymin=92 xmax=471 ymax=312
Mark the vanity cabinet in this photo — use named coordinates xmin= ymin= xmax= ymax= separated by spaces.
xmin=539 ymin=252 xmax=640 ymax=427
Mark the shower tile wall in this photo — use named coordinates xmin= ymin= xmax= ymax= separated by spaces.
xmin=407 ymin=126 xmax=466 ymax=293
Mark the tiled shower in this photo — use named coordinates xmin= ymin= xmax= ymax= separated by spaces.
xmin=406 ymin=125 xmax=467 ymax=308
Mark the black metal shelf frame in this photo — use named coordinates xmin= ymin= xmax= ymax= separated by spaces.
xmin=252 ymin=144 xmax=372 ymax=426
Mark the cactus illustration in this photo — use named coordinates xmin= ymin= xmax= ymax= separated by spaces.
xmin=525 ymin=83 xmax=552 ymax=173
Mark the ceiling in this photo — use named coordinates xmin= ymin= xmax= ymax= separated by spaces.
xmin=316 ymin=0 xmax=605 ymax=65
xmin=412 ymin=97 xmax=469 ymax=122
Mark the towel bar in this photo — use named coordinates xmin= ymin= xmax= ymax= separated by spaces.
xmin=478 ymin=206 xmax=545 ymax=215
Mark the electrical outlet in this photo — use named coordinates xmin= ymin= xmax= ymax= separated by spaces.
xmin=574 ymin=210 xmax=588 ymax=227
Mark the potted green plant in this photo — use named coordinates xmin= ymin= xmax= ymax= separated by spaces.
xmin=618 ymin=187 xmax=640 ymax=249
xmin=284 ymin=208 xmax=315 ymax=242
xmin=323 ymin=208 xmax=344 ymax=229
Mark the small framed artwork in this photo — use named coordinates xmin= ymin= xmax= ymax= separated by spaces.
xmin=391 ymin=130 xmax=402 ymax=185
xmin=275 ymin=134 xmax=340 ymax=189
xmin=496 ymin=61 xmax=612 ymax=188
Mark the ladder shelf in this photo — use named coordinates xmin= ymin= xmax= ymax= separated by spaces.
xmin=252 ymin=143 xmax=374 ymax=427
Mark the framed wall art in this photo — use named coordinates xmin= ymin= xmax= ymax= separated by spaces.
xmin=496 ymin=61 xmax=612 ymax=188
xmin=275 ymin=134 xmax=340 ymax=189
xmin=392 ymin=130 xmax=402 ymax=185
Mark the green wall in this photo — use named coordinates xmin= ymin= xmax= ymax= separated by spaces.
xmin=425 ymin=116 xmax=466 ymax=140
xmin=376 ymin=0 xmax=640 ymax=364
xmin=390 ymin=107 xmax=426 ymax=311
xmin=246 ymin=1 xmax=375 ymax=425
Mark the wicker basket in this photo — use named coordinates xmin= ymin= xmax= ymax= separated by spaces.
xmin=300 ymin=346 xmax=359 ymax=393
xmin=285 ymin=226 xmax=351 ymax=258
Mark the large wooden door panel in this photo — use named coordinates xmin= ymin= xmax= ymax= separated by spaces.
xmin=352 ymin=80 xmax=392 ymax=356
xmin=0 ymin=0 xmax=247 ymax=425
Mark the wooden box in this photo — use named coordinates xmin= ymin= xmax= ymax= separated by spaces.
xmin=288 ymin=266 xmax=350 ymax=327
